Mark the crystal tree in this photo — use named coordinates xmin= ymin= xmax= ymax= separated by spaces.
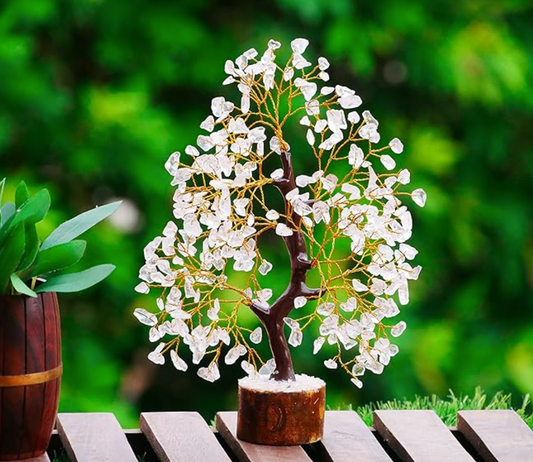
xmin=134 ymin=38 xmax=425 ymax=386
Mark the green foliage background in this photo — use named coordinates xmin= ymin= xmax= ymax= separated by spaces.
xmin=1 ymin=0 xmax=532 ymax=426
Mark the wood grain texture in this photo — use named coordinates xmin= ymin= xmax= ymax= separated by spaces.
xmin=35 ymin=293 xmax=61 ymax=455
xmin=237 ymin=384 xmax=325 ymax=445
xmin=317 ymin=411 xmax=392 ymax=462
xmin=19 ymin=296 xmax=46 ymax=459
xmin=57 ymin=413 xmax=138 ymax=462
xmin=0 ymin=296 xmax=26 ymax=460
xmin=141 ymin=411 xmax=231 ymax=462
xmin=374 ymin=410 xmax=475 ymax=462
xmin=457 ymin=410 xmax=533 ymax=462
xmin=0 ymin=294 xmax=61 ymax=460
xmin=216 ymin=412 xmax=311 ymax=462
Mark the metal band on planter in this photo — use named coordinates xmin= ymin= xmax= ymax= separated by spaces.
xmin=0 ymin=363 xmax=63 ymax=387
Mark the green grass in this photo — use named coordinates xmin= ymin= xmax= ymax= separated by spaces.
xmin=349 ymin=387 xmax=533 ymax=429
xmin=50 ymin=451 xmax=69 ymax=462
xmin=51 ymin=388 xmax=533 ymax=461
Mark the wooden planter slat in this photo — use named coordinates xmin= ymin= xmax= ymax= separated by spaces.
xmin=318 ymin=411 xmax=392 ymax=462
xmin=140 ymin=411 xmax=232 ymax=462
xmin=457 ymin=410 xmax=533 ymax=462
xmin=19 ymin=297 xmax=47 ymax=460
xmin=37 ymin=292 xmax=62 ymax=455
xmin=0 ymin=297 xmax=26 ymax=460
xmin=216 ymin=411 xmax=312 ymax=462
xmin=57 ymin=413 xmax=138 ymax=462
xmin=373 ymin=410 xmax=475 ymax=462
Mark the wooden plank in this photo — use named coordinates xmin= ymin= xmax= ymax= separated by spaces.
xmin=57 ymin=413 xmax=138 ymax=462
xmin=374 ymin=410 xmax=475 ymax=462
xmin=216 ymin=411 xmax=312 ymax=462
xmin=140 ymin=411 xmax=232 ymax=462
xmin=458 ymin=410 xmax=533 ymax=462
xmin=318 ymin=411 xmax=392 ymax=462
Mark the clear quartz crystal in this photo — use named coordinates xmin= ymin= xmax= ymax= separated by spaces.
xmin=259 ymin=358 xmax=276 ymax=376
xmin=241 ymin=360 xmax=255 ymax=377
xmin=259 ymin=259 xmax=273 ymax=275
xmin=317 ymin=302 xmax=335 ymax=316
xmin=352 ymin=279 xmax=368 ymax=292
xmin=294 ymin=296 xmax=307 ymax=308
xmin=147 ymin=343 xmax=165 ymax=365
xmin=352 ymin=363 xmax=365 ymax=376
xmin=250 ymin=327 xmax=263 ymax=344
xmin=283 ymin=317 xmax=299 ymax=330
xmin=391 ymin=321 xmax=407 ymax=337
xmin=389 ymin=137 xmax=404 ymax=154
xmin=381 ymin=155 xmax=396 ymax=170
xmin=313 ymin=337 xmax=325 ymax=354
xmin=134 ymin=308 xmax=157 ymax=326
xmin=288 ymin=329 xmax=303 ymax=347
xmin=276 ymin=223 xmax=293 ymax=236
xmin=149 ymin=327 xmax=162 ymax=342
xmin=412 ymin=188 xmax=427 ymax=207
xmin=225 ymin=344 xmax=247 ymax=365
xmin=324 ymin=359 xmax=338 ymax=369
xmin=340 ymin=297 xmax=357 ymax=312
xmin=170 ymin=350 xmax=188 ymax=371
xmin=197 ymin=362 xmax=220 ymax=382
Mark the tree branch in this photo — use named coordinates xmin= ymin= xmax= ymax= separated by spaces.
xmin=253 ymin=150 xmax=324 ymax=381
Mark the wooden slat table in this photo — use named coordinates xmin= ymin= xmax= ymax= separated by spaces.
xmin=10 ymin=409 xmax=532 ymax=462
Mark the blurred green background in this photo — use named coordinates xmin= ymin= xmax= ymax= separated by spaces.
xmin=1 ymin=0 xmax=533 ymax=427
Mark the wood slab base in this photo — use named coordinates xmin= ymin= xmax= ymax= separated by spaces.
xmin=237 ymin=382 xmax=325 ymax=445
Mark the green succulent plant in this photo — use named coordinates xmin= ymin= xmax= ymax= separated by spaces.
xmin=0 ymin=178 xmax=120 ymax=297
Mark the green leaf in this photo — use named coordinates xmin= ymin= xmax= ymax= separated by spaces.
xmin=0 ymin=178 xmax=5 ymax=205
xmin=10 ymin=273 xmax=37 ymax=298
xmin=41 ymin=201 xmax=122 ymax=251
xmin=18 ymin=224 xmax=40 ymax=272
xmin=15 ymin=181 xmax=30 ymax=208
xmin=0 ymin=201 xmax=15 ymax=228
xmin=36 ymin=264 xmax=115 ymax=293
xmin=31 ymin=240 xmax=87 ymax=278
xmin=0 ymin=224 xmax=25 ymax=294
xmin=11 ymin=189 xmax=51 ymax=228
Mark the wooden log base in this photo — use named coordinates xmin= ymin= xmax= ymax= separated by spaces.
xmin=237 ymin=379 xmax=326 ymax=446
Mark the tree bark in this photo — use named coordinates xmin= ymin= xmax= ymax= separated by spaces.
xmin=250 ymin=151 xmax=322 ymax=381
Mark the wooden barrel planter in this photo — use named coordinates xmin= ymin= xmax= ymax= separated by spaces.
xmin=0 ymin=293 xmax=62 ymax=461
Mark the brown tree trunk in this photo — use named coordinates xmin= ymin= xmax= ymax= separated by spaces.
xmin=263 ymin=318 xmax=295 ymax=381
xmin=251 ymin=151 xmax=322 ymax=381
